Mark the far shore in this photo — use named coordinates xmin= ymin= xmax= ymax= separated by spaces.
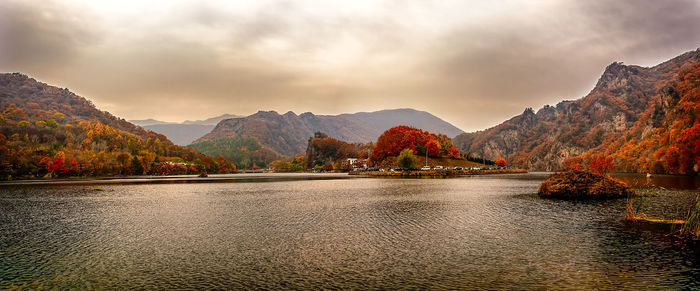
xmin=0 ymin=172 xmax=352 ymax=187
xmin=349 ymin=168 xmax=528 ymax=177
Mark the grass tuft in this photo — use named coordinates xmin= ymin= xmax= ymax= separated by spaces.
xmin=680 ymin=197 xmax=700 ymax=239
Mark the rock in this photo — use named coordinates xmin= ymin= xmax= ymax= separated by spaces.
xmin=538 ymin=170 xmax=635 ymax=199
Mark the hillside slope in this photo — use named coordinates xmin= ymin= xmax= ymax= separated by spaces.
xmin=0 ymin=73 xmax=236 ymax=177
xmin=454 ymin=49 xmax=700 ymax=174
xmin=194 ymin=109 xmax=464 ymax=157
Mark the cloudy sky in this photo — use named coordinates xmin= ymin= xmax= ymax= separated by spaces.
xmin=1 ymin=0 xmax=699 ymax=131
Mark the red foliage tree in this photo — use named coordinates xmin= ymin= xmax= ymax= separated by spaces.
xmin=495 ymin=158 xmax=507 ymax=167
xmin=426 ymin=139 xmax=440 ymax=157
xmin=587 ymin=155 xmax=614 ymax=175
xmin=370 ymin=126 xmax=460 ymax=164
xmin=448 ymin=147 xmax=461 ymax=159
xmin=370 ymin=126 xmax=433 ymax=162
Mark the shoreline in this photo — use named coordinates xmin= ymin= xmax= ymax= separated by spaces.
xmin=0 ymin=173 xmax=354 ymax=187
xmin=349 ymin=169 xmax=528 ymax=177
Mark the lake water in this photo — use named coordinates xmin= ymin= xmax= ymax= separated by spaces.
xmin=1 ymin=173 xmax=699 ymax=289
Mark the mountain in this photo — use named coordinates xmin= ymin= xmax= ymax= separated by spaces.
xmin=192 ymin=109 xmax=464 ymax=157
xmin=0 ymin=73 xmax=236 ymax=178
xmin=130 ymin=114 xmax=244 ymax=145
xmin=130 ymin=118 xmax=175 ymax=126
xmin=183 ymin=114 xmax=243 ymax=125
xmin=453 ymin=49 xmax=700 ymax=174
xmin=339 ymin=108 xmax=464 ymax=138
xmin=140 ymin=124 xmax=216 ymax=146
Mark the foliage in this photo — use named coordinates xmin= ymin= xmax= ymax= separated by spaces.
xmin=397 ymin=148 xmax=418 ymax=169
xmin=563 ymin=157 xmax=583 ymax=171
xmin=270 ymin=156 xmax=306 ymax=172
xmin=448 ymin=147 xmax=461 ymax=159
xmin=495 ymin=158 xmax=507 ymax=167
xmin=304 ymin=132 xmax=366 ymax=169
xmin=464 ymin=153 xmax=495 ymax=165
xmin=0 ymin=73 xmax=236 ymax=178
xmin=588 ymin=155 xmax=614 ymax=175
xmin=187 ymin=136 xmax=279 ymax=169
xmin=370 ymin=126 xmax=461 ymax=164
xmin=453 ymin=55 xmax=700 ymax=175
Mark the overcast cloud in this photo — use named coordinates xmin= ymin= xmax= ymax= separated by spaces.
xmin=1 ymin=0 xmax=699 ymax=132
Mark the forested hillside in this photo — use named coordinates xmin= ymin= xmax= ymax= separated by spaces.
xmin=186 ymin=135 xmax=279 ymax=169
xmin=0 ymin=73 xmax=236 ymax=178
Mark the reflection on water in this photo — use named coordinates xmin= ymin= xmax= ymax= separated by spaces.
xmin=0 ymin=173 xmax=698 ymax=289
xmin=610 ymin=173 xmax=700 ymax=190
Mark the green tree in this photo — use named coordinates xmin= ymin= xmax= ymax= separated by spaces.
xmin=397 ymin=148 xmax=418 ymax=169
xmin=131 ymin=155 xmax=144 ymax=175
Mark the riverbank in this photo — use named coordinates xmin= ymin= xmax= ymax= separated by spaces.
xmin=0 ymin=173 xmax=353 ymax=187
xmin=349 ymin=168 xmax=528 ymax=177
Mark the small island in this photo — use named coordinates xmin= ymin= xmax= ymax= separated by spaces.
xmin=538 ymin=170 xmax=635 ymax=199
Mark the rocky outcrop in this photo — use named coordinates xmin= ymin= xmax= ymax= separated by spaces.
xmin=453 ymin=48 xmax=700 ymax=173
xmin=538 ymin=171 xmax=635 ymax=199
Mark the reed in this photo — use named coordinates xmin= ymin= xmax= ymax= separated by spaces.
xmin=625 ymin=194 xmax=646 ymax=221
xmin=680 ymin=197 xmax=700 ymax=239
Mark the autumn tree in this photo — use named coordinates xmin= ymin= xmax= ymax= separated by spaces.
xmin=448 ymin=147 xmax=461 ymax=159
xmin=563 ymin=157 xmax=583 ymax=171
xmin=426 ymin=139 xmax=440 ymax=157
xmin=397 ymin=148 xmax=418 ymax=169
xmin=495 ymin=158 xmax=507 ymax=167
xmin=587 ymin=155 xmax=614 ymax=175
xmin=370 ymin=126 xmax=459 ymax=164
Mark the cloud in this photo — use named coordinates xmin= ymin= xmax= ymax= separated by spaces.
xmin=405 ymin=0 xmax=700 ymax=130
xmin=0 ymin=0 xmax=100 ymax=72
xmin=1 ymin=0 xmax=698 ymax=132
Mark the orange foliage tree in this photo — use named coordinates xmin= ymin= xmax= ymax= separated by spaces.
xmin=495 ymin=158 xmax=507 ymax=167
xmin=563 ymin=156 xmax=583 ymax=171
xmin=587 ymin=155 xmax=614 ymax=175
xmin=448 ymin=147 xmax=461 ymax=159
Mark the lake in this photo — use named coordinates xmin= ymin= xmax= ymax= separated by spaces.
xmin=1 ymin=173 xmax=699 ymax=289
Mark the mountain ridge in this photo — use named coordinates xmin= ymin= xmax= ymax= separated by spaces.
xmin=194 ymin=108 xmax=464 ymax=157
xmin=453 ymin=48 xmax=700 ymax=174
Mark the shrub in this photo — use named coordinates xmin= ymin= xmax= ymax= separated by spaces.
xmin=397 ymin=148 xmax=418 ymax=170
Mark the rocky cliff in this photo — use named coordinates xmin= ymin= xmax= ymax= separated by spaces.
xmin=454 ymin=49 xmax=700 ymax=174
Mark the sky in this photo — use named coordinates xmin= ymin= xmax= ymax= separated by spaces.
xmin=1 ymin=0 xmax=699 ymax=132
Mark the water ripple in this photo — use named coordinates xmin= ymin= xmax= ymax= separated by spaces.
xmin=1 ymin=174 xmax=698 ymax=289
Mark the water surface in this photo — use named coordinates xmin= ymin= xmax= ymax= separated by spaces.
xmin=1 ymin=173 xmax=698 ymax=289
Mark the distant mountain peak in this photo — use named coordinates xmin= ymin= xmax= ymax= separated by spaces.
xmin=182 ymin=113 xmax=244 ymax=125
xmin=194 ymin=108 xmax=465 ymax=157
xmin=299 ymin=112 xmax=315 ymax=118
xmin=131 ymin=113 xmax=246 ymax=145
